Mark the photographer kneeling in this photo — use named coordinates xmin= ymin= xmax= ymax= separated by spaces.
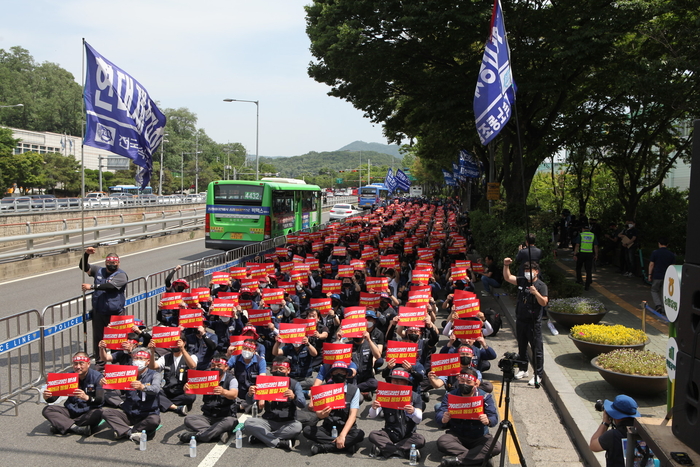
xmin=589 ymin=395 xmax=641 ymax=467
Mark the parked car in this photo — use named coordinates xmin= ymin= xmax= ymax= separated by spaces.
xmin=31 ymin=195 xmax=57 ymax=209
xmin=85 ymin=191 xmax=108 ymax=199
xmin=0 ymin=197 xmax=17 ymax=211
xmin=56 ymin=198 xmax=81 ymax=209
xmin=329 ymin=203 xmax=361 ymax=220
xmin=98 ymin=197 xmax=125 ymax=208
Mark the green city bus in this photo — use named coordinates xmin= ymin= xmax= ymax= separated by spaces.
xmin=205 ymin=178 xmax=323 ymax=250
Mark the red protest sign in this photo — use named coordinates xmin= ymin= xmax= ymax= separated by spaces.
xmin=179 ymin=309 xmax=203 ymax=328
xmin=361 ymin=247 xmax=377 ymax=261
xmin=417 ymin=248 xmax=435 ymax=260
xmin=385 ymin=340 xmax=418 ymax=365
xmin=412 ymin=269 xmax=431 ymax=285
xmin=343 ymin=306 xmax=366 ymax=320
xmin=408 ymin=286 xmax=431 ymax=305
xmin=228 ymin=335 xmax=245 ymax=356
xmin=453 ymin=289 xmax=477 ymax=301
xmin=253 ymin=375 xmax=290 ymax=402
xmin=380 ymin=255 xmax=399 ymax=269
xmin=375 ymin=381 xmax=413 ymax=410
xmin=430 ymin=354 xmax=461 ymax=376
xmin=103 ymin=365 xmax=139 ymax=390
xmin=159 ymin=292 xmax=183 ymax=310
xmin=217 ymin=291 xmax=240 ymax=301
xmin=322 ymin=279 xmax=342 ymax=295
xmin=350 ymin=260 xmax=365 ymax=271
xmin=337 ymin=265 xmax=354 ymax=278
xmin=448 ymin=394 xmax=484 ymax=420
xmin=46 ymin=373 xmax=79 ymax=396
xmin=310 ymin=298 xmax=332 ymax=315
xmin=240 ymin=278 xmax=259 ymax=291
xmin=278 ymin=323 xmax=307 ymax=344
xmin=332 ymin=245 xmax=347 ymax=257
xmin=340 ymin=318 xmax=366 ymax=338
xmin=276 ymin=247 xmax=289 ymax=258
xmin=366 ymin=277 xmax=388 ymax=293
xmin=109 ymin=315 xmax=134 ymax=330
xmin=398 ymin=306 xmax=426 ymax=328
xmin=230 ymin=267 xmax=247 ymax=279
xmin=451 ymin=268 xmax=468 ymax=281
xmin=310 ymin=383 xmax=346 ymax=411
xmin=103 ymin=327 xmax=128 ymax=350
xmin=322 ymin=343 xmax=352 ymax=364
xmin=247 ymin=308 xmax=271 ymax=327
xmin=262 ymin=288 xmax=285 ymax=305
xmin=305 ymin=258 xmax=319 ymax=269
xmin=472 ymin=263 xmax=484 ymax=273
xmin=293 ymin=318 xmax=317 ymax=336
xmin=452 ymin=319 xmax=483 ymax=341
xmin=359 ymin=292 xmax=380 ymax=309
xmin=278 ymin=281 xmax=296 ymax=296
xmin=191 ymin=287 xmax=212 ymax=302
xmin=211 ymin=271 xmax=230 ymax=285
xmin=453 ymin=298 xmax=480 ymax=318
xmin=454 ymin=259 xmax=471 ymax=269
xmin=186 ymin=370 xmax=220 ymax=395
xmin=182 ymin=293 xmax=198 ymax=307
xmin=151 ymin=326 xmax=181 ymax=348
xmin=210 ymin=299 xmax=237 ymax=317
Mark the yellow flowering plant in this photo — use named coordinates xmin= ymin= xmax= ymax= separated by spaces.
xmin=570 ymin=324 xmax=647 ymax=345
xmin=596 ymin=349 xmax=666 ymax=376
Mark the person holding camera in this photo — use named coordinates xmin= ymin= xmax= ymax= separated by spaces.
xmin=589 ymin=395 xmax=641 ymax=467
xmin=502 ymin=259 xmax=548 ymax=386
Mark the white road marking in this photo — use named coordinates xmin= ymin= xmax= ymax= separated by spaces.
xmin=197 ymin=414 xmax=249 ymax=467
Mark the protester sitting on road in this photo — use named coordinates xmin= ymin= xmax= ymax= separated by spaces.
xmin=589 ymin=395 xmax=641 ymax=467
xmin=148 ymin=337 xmax=197 ymax=416
xmin=368 ymin=368 xmax=426 ymax=460
xmin=273 ymin=334 xmax=318 ymax=390
xmin=436 ymin=368 xmax=501 ymax=467
xmin=42 ymin=352 xmax=104 ymax=437
xmin=244 ymin=356 xmax=306 ymax=450
xmin=228 ymin=340 xmax=267 ymax=414
xmin=179 ymin=354 xmax=239 ymax=444
xmin=100 ymin=347 xmax=162 ymax=443
xmin=303 ymin=361 xmax=365 ymax=455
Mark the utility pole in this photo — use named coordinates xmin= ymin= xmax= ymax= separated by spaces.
xmin=195 ymin=132 xmax=199 ymax=193
xmin=98 ymin=155 xmax=103 ymax=192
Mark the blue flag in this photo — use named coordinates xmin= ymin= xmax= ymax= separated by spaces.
xmin=473 ymin=0 xmax=515 ymax=146
xmin=395 ymin=169 xmax=411 ymax=191
xmin=83 ymin=42 xmax=166 ymax=189
xmin=384 ymin=168 xmax=397 ymax=193
xmin=442 ymin=169 xmax=457 ymax=187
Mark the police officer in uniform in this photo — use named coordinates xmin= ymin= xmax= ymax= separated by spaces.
xmin=179 ymin=355 xmax=239 ymax=443
xmin=368 ymin=368 xmax=426 ymax=459
xmin=101 ymin=347 xmax=162 ymax=443
xmin=148 ymin=337 xmax=197 ymax=416
xmin=244 ymin=356 xmax=306 ymax=450
xmin=573 ymin=225 xmax=599 ymax=291
xmin=80 ymin=247 xmax=128 ymax=361
xmin=42 ymin=352 xmax=104 ymax=436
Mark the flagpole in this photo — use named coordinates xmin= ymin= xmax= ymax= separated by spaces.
xmin=80 ymin=38 xmax=88 ymax=356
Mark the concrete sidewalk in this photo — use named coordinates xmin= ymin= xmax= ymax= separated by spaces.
xmin=477 ymin=248 xmax=670 ymax=467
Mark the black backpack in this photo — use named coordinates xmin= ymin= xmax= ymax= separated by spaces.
xmin=483 ymin=308 xmax=502 ymax=336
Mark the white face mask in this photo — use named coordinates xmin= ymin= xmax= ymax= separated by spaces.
xmin=241 ymin=350 xmax=254 ymax=360
xmin=270 ymin=304 xmax=280 ymax=311
xmin=134 ymin=360 xmax=147 ymax=371
xmin=524 ymin=272 xmax=534 ymax=281
xmin=293 ymin=343 xmax=301 ymax=348
xmin=366 ymin=321 xmax=374 ymax=329
xmin=628 ymin=224 xmax=634 ymax=228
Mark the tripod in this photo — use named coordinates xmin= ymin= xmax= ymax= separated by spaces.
xmin=481 ymin=371 xmax=527 ymax=467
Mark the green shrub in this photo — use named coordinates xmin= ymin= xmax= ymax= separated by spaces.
xmin=596 ymin=349 xmax=666 ymax=376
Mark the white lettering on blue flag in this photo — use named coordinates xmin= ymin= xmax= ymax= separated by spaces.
xmin=473 ymin=0 xmax=516 ymax=146
xmin=84 ymin=42 xmax=166 ymax=188
xmin=385 ymin=168 xmax=397 ymax=193
xmin=395 ymin=170 xmax=411 ymax=191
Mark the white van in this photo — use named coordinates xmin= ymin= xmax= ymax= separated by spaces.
xmin=409 ymin=186 xmax=423 ymax=197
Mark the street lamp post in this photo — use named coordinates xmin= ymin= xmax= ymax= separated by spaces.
xmin=158 ymin=133 xmax=169 ymax=195
xmin=223 ymin=98 xmax=259 ymax=180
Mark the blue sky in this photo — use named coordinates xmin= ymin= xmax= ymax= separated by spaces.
xmin=0 ymin=0 xmax=389 ymax=156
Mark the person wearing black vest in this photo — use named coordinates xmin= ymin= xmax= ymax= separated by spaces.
xmin=368 ymin=368 xmax=426 ymax=459
xmin=100 ymin=347 xmax=162 ymax=443
xmin=148 ymin=337 xmax=197 ymax=416
xmin=303 ymin=361 xmax=365 ymax=455
xmin=42 ymin=352 xmax=104 ymax=436
xmin=273 ymin=335 xmax=318 ymax=390
xmin=228 ymin=340 xmax=267 ymax=414
xmin=348 ymin=330 xmax=382 ymax=401
xmin=436 ymin=368 xmax=501 ymax=467
xmin=244 ymin=356 xmax=306 ymax=450
xmin=79 ymin=247 xmax=128 ymax=362
xmin=179 ymin=355 xmax=239 ymax=444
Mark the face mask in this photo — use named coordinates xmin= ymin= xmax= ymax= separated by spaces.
xmin=343 ymin=283 xmax=352 ymax=288
xmin=293 ymin=343 xmax=301 ymax=348
xmin=407 ymin=334 xmax=419 ymax=342
xmin=106 ymin=264 xmax=118 ymax=273
xmin=366 ymin=321 xmax=374 ymax=329
xmin=460 ymin=356 xmax=472 ymax=366
xmin=241 ymin=350 xmax=254 ymax=360
xmin=271 ymin=370 xmax=285 ymax=377
xmin=168 ymin=348 xmax=179 ymax=353
xmin=134 ymin=360 xmax=147 ymax=371
xmin=296 ymin=285 xmax=303 ymax=291
xmin=628 ymin=224 xmax=634 ymax=228
xmin=331 ymin=373 xmax=347 ymax=384
xmin=176 ymin=286 xmax=186 ymax=292
xmin=353 ymin=338 xmax=364 ymax=345
xmin=524 ymin=272 xmax=534 ymax=281
xmin=270 ymin=304 xmax=280 ymax=311
xmin=459 ymin=383 xmax=474 ymax=396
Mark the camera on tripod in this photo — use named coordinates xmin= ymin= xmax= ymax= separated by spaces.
xmin=498 ymin=352 xmax=528 ymax=376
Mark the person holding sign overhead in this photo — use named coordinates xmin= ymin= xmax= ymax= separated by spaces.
xmin=244 ymin=356 xmax=306 ymax=450
xmin=148 ymin=336 xmax=197 ymax=416
xmin=367 ymin=368 xmax=426 ymax=460
xmin=435 ymin=368 xmax=500 ymax=467
xmin=42 ymin=352 xmax=104 ymax=436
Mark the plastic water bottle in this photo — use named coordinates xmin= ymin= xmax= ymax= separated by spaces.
xmin=409 ymin=444 xmax=418 ymax=465
xmin=331 ymin=426 xmax=338 ymax=438
xmin=547 ymin=321 xmax=559 ymax=336
xmin=251 ymin=403 xmax=258 ymax=418
xmin=189 ymin=436 xmax=197 ymax=458
xmin=139 ymin=430 xmax=147 ymax=451
xmin=235 ymin=430 xmax=242 ymax=449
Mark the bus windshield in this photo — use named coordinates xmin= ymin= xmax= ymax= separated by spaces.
xmin=360 ymin=187 xmax=378 ymax=196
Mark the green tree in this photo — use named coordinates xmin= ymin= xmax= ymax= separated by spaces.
xmin=43 ymin=152 xmax=81 ymax=194
xmin=0 ymin=150 xmax=44 ymax=191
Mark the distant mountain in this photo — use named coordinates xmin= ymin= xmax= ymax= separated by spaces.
xmin=338 ymin=141 xmax=401 ymax=158
xmin=259 ymin=148 xmax=401 ymax=179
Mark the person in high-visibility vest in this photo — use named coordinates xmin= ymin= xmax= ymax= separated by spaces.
xmin=573 ymin=226 xmax=599 ymax=291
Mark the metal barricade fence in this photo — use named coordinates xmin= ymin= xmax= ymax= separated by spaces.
xmin=42 ymin=297 xmax=91 ymax=378
xmin=124 ymin=277 xmax=149 ymax=326
xmin=0 ymin=309 xmax=43 ymax=415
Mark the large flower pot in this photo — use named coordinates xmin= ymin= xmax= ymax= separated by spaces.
xmin=547 ymin=310 xmax=608 ymax=329
xmin=591 ymin=357 xmax=667 ymax=396
xmin=569 ymin=335 xmax=649 ymax=360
